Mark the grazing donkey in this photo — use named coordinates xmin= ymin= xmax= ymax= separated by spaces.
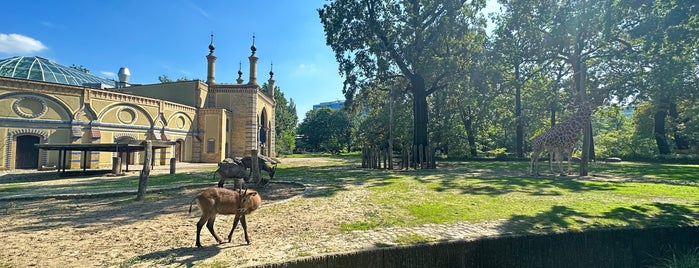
xmin=215 ymin=158 xmax=250 ymax=188
xmin=240 ymin=156 xmax=276 ymax=180
xmin=189 ymin=187 xmax=262 ymax=247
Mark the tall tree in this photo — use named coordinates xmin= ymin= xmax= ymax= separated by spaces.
xmin=492 ymin=1 xmax=550 ymax=158
xmin=499 ymin=0 xmax=625 ymax=175
xmin=319 ymin=0 xmax=486 ymax=159
xmin=263 ymin=83 xmax=298 ymax=155
xmin=615 ymin=0 xmax=699 ymax=154
xmin=297 ymin=108 xmax=352 ymax=153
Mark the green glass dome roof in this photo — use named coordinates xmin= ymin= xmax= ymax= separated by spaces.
xmin=0 ymin=56 xmax=115 ymax=87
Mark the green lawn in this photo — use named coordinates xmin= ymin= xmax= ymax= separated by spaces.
xmin=277 ymin=158 xmax=699 ymax=234
xmin=2 ymin=157 xmax=697 ymax=236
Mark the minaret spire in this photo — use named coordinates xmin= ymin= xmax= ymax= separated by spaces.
xmin=236 ymin=61 xmax=244 ymax=84
xmin=206 ymin=32 xmax=217 ymax=85
xmin=267 ymin=62 xmax=275 ymax=99
xmin=208 ymin=32 xmax=215 ymax=53
xmin=248 ymin=34 xmax=258 ymax=85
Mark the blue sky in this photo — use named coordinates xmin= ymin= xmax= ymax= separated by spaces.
xmin=1 ymin=0 xmax=499 ymax=121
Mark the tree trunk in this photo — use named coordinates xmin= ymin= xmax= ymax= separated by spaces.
xmin=458 ymin=104 xmax=477 ymax=157
xmin=515 ymin=64 xmax=524 ymax=158
xmin=251 ymin=149 xmax=260 ymax=184
xmin=388 ymin=85 xmax=394 ymax=170
xmin=589 ymin=121 xmax=596 ymax=161
xmin=654 ymin=109 xmax=671 ymax=154
xmin=550 ymin=101 xmax=557 ymax=127
xmin=668 ymin=102 xmax=690 ymax=150
xmin=515 ymin=84 xmax=523 ymax=158
xmin=136 ymin=140 xmax=152 ymax=201
xmin=574 ymin=59 xmax=589 ymax=176
xmin=412 ymin=76 xmax=429 ymax=163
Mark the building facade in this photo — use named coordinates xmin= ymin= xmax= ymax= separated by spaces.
xmin=0 ymin=38 xmax=275 ymax=170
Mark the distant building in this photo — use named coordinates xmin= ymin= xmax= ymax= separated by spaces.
xmin=312 ymin=100 xmax=344 ymax=111
xmin=0 ymin=35 xmax=276 ymax=170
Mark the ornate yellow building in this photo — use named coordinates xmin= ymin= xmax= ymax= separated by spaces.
xmin=0 ymin=38 xmax=275 ymax=171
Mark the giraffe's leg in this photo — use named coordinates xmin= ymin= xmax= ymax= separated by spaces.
xmin=556 ymin=148 xmax=566 ymax=176
xmin=565 ymin=147 xmax=574 ymax=175
xmin=530 ymin=148 xmax=541 ymax=175
xmin=549 ymin=149 xmax=556 ymax=174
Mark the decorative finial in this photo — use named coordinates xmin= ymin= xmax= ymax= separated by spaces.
xmin=250 ymin=33 xmax=257 ymax=56
xmin=208 ymin=32 xmax=215 ymax=53
xmin=269 ymin=62 xmax=274 ymax=78
xmin=236 ymin=61 xmax=244 ymax=84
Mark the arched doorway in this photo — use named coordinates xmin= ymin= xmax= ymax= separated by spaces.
xmin=15 ymin=135 xmax=40 ymax=169
xmin=175 ymin=139 xmax=184 ymax=162
xmin=259 ymin=109 xmax=268 ymax=155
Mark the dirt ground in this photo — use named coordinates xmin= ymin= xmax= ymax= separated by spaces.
xmin=0 ymin=158 xmax=392 ymax=267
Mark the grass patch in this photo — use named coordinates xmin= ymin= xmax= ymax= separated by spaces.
xmin=340 ymin=221 xmax=381 ymax=232
xmin=394 ymin=233 xmax=436 ymax=245
xmin=648 ymin=247 xmax=699 ymax=268
xmin=198 ymin=261 xmax=233 ymax=268
xmin=355 ymin=161 xmax=699 ymax=233
xmin=4 ymin=156 xmax=698 ymax=240
xmin=0 ymin=172 xmax=212 ymax=196
xmin=117 ymin=256 xmax=141 ymax=268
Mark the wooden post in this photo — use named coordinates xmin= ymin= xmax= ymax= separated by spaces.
xmin=112 ymin=156 xmax=122 ymax=175
xmin=361 ymin=148 xmax=366 ymax=168
xmin=233 ymin=178 xmax=244 ymax=190
xmin=136 ymin=140 xmax=152 ymax=201
xmin=251 ymin=149 xmax=260 ymax=184
xmin=169 ymin=157 xmax=176 ymax=174
xmin=413 ymin=144 xmax=418 ymax=169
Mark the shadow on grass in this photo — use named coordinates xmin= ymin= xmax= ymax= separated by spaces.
xmin=591 ymin=162 xmax=699 ymax=184
xmin=134 ymin=245 xmax=221 ymax=268
xmin=275 ymin=158 xmax=401 ymax=198
xmin=1 ymin=188 xmax=197 ymax=232
xmin=500 ymin=203 xmax=699 ymax=235
xmin=434 ymin=175 xmax=618 ymax=196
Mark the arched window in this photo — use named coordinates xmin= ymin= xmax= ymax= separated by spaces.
xmin=207 ymin=138 xmax=216 ymax=153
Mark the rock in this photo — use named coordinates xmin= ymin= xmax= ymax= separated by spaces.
xmin=605 ymin=157 xmax=622 ymax=162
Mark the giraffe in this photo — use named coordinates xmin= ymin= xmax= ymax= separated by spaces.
xmin=530 ymin=100 xmax=591 ymax=176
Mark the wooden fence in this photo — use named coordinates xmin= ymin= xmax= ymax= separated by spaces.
xmin=362 ymin=144 xmax=435 ymax=170
xmin=246 ymin=226 xmax=699 ymax=268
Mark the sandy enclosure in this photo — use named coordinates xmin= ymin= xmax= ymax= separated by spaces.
xmin=0 ymin=158 xmax=508 ymax=267
xmin=0 ymin=184 xmax=379 ymax=267
xmin=0 ymin=159 xmax=376 ymax=267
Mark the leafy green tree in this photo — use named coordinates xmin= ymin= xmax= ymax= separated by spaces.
xmin=158 ymin=75 xmax=190 ymax=83
xmin=497 ymin=0 xmax=630 ymax=174
xmin=354 ymin=81 xmax=413 ymax=152
xmin=319 ymin=0 xmax=486 ymax=159
xmin=615 ymin=0 xmax=699 ymax=154
xmin=491 ymin=1 xmax=552 ymax=158
xmin=297 ymin=107 xmax=352 ymax=153
xmin=266 ymin=83 xmax=298 ymax=155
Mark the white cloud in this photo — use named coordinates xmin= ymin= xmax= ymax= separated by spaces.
xmin=295 ymin=63 xmax=318 ymax=75
xmin=101 ymin=71 xmax=116 ymax=78
xmin=40 ymin=21 xmax=58 ymax=29
xmin=0 ymin=33 xmax=48 ymax=54
xmin=182 ymin=0 xmax=210 ymax=19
